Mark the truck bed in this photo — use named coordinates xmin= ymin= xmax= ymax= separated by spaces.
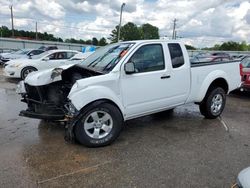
xmin=187 ymin=60 xmax=241 ymax=103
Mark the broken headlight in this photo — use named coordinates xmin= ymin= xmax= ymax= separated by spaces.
xmin=65 ymin=101 xmax=78 ymax=117
xmin=51 ymin=68 xmax=63 ymax=80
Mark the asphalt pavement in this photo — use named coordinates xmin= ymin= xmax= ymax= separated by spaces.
xmin=0 ymin=68 xmax=249 ymax=188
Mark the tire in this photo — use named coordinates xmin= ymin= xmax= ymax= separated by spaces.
xmin=21 ymin=66 xmax=37 ymax=79
xmin=74 ymin=102 xmax=123 ymax=147
xmin=199 ymin=87 xmax=226 ymax=119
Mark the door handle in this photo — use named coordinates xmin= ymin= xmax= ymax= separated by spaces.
xmin=161 ymin=75 xmax=171 ymax=79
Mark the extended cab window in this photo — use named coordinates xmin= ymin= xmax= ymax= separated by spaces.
xmin=168 ymin=43 xmax=184 ymax=68
xmin=129 ymin=44 xmax=165 ymax=73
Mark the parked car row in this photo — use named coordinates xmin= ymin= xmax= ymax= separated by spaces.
xmin=0 ymin=49 xmax=44 ymax=65
xmin=0 ymin=45 xmax=58 ymax=65
xmin=190 ymin=52 xmax=232 ymax=63
xmin=240 ymin=56 xmax=250 ymax=92
xmin=3 ymin=50 xmax=93 ymax=79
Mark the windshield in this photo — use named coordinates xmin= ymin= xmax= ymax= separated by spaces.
xmin=31 ymin=51 xmax=50 ymax=59
xmin=241 ymin=57 xmax=250 ymax=68
xmin=14 ymin=49 xmax=30 ymax=55
xmin=80 ymin=43 xmax=134 ymax=73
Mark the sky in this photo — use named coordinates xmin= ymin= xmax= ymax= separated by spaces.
xmin=0 ymin=0 xmax=250 ymax=48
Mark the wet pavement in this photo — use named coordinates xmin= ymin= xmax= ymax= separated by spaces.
xmin=0 ymin=68 xmax=250 ymax=188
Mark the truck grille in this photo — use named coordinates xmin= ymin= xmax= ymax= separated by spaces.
xmin=24 ymin=84 xmax=41 ymax=101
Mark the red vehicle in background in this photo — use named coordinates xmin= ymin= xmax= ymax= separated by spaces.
xmin=240 ymin=56 xmax=250 ymax=92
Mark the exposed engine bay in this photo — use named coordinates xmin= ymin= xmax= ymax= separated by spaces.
xmin=19 ymin=65 xmax=102 ymax=120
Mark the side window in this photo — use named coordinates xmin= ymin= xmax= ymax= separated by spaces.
xmin=168 ymin=43 xmax=184 ymax=68
xmin=67 ymin=52 xmax=77 ymax=59
xmin=48 ymin=53 xmax=57 ymax=60
xmin=129 ymin=44 xmax=165 ymax=73
xmin=57 ymin=52 xmax=67 ymax=59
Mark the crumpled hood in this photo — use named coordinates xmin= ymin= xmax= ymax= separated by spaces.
xmin=24 ymin=64 xmax=75 ymax=86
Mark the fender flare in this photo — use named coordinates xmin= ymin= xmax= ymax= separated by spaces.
xmin=69 ymin=85 xmax=125 ymax=117
xmin=195 ymin=70 xmax=229 ymax=102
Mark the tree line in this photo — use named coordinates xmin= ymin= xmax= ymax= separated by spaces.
xmin=202 ymin=41 xmax=250 ymax=51
xmin=1 ymin=24 xmax=250 ymax=51
xmin=0 ymin=26 xmax=108 ymax=46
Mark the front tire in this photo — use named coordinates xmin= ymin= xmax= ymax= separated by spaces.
xmin=21 ymin=66 xmax=37 ymax=79
xmin=199 ymin=87 xmax=226 ymax=119
xmin=74 ymin=102 xmax=123 ymax=147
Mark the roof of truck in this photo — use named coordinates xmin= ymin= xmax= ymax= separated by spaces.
xmin=120 ymin=39 xmax=182 ymax=44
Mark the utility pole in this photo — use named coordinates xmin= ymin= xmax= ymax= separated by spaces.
xmin=35 ymin=22 xmax=38 ymax=40
xmin=10 ymin=5 xmax=14 ymax=37
xmin=172 ymin=18 xmax=177 ymax=40
xmin=118 ymin=3 xmax=126 ymax=42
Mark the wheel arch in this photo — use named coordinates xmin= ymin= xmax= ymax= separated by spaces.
xmin=79 ymin=98 xmax=124 ymax=121
xmin=200 ymin=77 xmax=229 ymax=103
xmin=195 ymin=70 xmax=229 ymax=103
xmin=20 ymin=65 xmax=38 ymax=78
xmin=69 ymin=86 xmax=125 ymax=119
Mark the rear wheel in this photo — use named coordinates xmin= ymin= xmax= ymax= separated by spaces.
xmin=21 ymin=66 xmax=37 ymax=79
xmin=74 ymin=102 xmax=123 ymax=147
xmin=199 ymin=87 xmax=226 ymax=119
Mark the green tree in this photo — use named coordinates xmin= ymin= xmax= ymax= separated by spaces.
xmin=185 ymin=44 xmax=196 ymax=50
xmin=85 ymin=40 xmax=92 ymax=45
xmin=92 ymin=37 xmax=98 ymax=45
xmin=120 ymin=22 xmax=141 ymax=41
xmin=109 ymin=22 xmax=160 ymax=42
xmin=239 ymin=41 xmax=248 ymax=51
xmin=99 ymin=37 xmax=107 ymax=46
xmin=140 ymin=23 xmax=159 ymax=39
xmin=109 ymin=25 xmax=119 ymax=42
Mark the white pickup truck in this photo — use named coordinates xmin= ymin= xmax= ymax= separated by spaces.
xmin=17 ymin=40 xmax=241 ymax=147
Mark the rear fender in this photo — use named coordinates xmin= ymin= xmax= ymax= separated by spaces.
xmin=195 ymin=70 xmax=228 ymax=102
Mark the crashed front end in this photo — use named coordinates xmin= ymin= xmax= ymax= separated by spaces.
xmin=17 ymin=80 xmax=70 ymax=121
xmin=17 ymin=65 xmax=100 ymax=121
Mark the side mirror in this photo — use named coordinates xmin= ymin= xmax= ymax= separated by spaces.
xmin=124 ymin=62 xmax=136 ymax=74
xmin=42 ymin=57 xmax=50 ymax=61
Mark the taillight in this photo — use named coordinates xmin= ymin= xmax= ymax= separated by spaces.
xmin=240 ymin=63 xmax=243 ymax=76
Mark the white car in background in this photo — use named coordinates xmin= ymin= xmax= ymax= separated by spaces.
xmin=70 ymin=51 xmax=94 ymax=61
xmin=0 ymin=49 xmax=45 ymax=64
xmin=4 ymin=49 xmax=81 ymax=79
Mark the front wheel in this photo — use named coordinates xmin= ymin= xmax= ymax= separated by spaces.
xmin=74 ymin=102 xmax=123 ymax=147
xmin=199 ymin=87 xmax=226 ymax=119
xmin=21 ymin=67 xmax=37 ymax=79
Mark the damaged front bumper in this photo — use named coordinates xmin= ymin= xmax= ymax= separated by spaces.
xmin=17 ymin=80 xmax=80 ymax=142
xmin=17 ymin=81 xmax=68 ymax=121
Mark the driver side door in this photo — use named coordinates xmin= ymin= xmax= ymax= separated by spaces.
xmin=121 ymin=43 xmax=174 ymax=118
